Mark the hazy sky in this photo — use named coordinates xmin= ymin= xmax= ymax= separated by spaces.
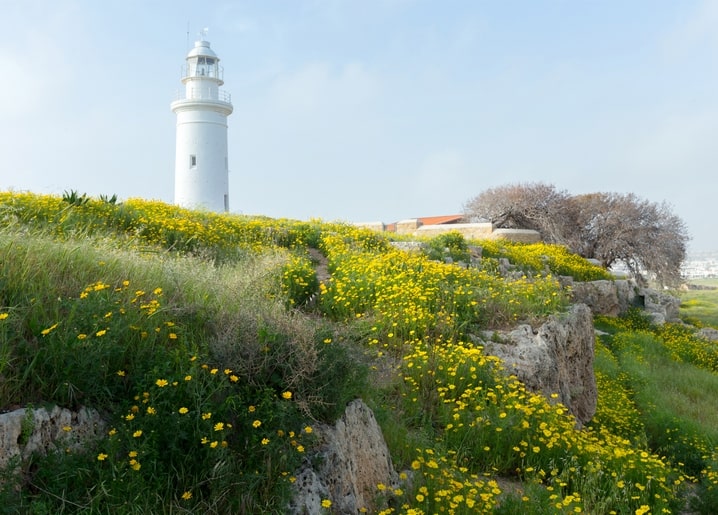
xmin=1 ymin=1 xmax=717 ymax=252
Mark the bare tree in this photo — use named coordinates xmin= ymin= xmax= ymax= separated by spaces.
xmin=463 ymin=184 xmax=690 ymax=287
xmin=462 ymin=182 xmax=573 ymax=243
xmin=569 ymin=192 xmax=689 ymax=286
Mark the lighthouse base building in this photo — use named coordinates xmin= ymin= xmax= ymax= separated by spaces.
xmin=171 ymin=37 xmax=233 ymax=213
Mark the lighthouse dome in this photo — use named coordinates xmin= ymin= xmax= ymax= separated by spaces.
xmin=187 ymin=40 xmax=218 ymax=59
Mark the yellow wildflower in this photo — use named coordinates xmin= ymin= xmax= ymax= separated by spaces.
xmin=41 ymin=323 xmax=59 ymax=336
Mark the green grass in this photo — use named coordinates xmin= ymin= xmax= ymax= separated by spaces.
xmin=1 ymin=191 xmax=717 ymax=514
xmin=614 ymin=332 xmax=718 ymax=447
xmin=593 ymin=314 xmax=718 ymax=514
xmin=0 ymin=226 xmax=363 ymax=512
xmin=680 ymin=278 xmax=718 ymax=327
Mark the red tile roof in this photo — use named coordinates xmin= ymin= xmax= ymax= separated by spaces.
xmin=417 ymin=215 xmax=464 ymax=226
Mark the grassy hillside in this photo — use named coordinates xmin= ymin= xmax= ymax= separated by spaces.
xmin=680 ymin=278 xmax=718 ymax=328
xmin=0 ymin=191 xmax=716 ymax=514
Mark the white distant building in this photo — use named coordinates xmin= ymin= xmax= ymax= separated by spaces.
xmin=171 ymin=36 xmax=233 ymax=212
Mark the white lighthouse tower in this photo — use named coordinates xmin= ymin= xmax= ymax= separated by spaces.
xmin=171 ymin=34 xmax=233 ymax=212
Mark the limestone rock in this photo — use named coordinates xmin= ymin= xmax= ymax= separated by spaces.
xmin=638 ymin=288 xmax=681 ymax=325
xmin=289 ymin=399 xmax=398 ymax=515
xmin=570 ymin=280 xmax=621 ymax=316
xmin=614 ymin=280 xmax=639 ymax=314
xmin=479 ymin=304 xmax=597 ymax=426
xmin=0 ymin=406 xmax=105 ymax=470
xmin=696 ymin=327 xmax=718 ymax=341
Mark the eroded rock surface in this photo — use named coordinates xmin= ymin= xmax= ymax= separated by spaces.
xmin=289 ymin=399 xmax=398 ymax=514
xmin=478 ymin=304 xmax=597 ymax=426
xmin=0 ymin=406 xmax=105 ymax=470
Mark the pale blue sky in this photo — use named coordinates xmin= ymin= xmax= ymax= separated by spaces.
xmin=1 ymin=1 xmax=716 ymax=252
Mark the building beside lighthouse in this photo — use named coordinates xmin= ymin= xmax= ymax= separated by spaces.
xmin=171 ymin=36 xmax=233 ymax=212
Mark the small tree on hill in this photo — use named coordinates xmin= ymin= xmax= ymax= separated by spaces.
xmin=463 ymin=183 xmax=690 ymax=287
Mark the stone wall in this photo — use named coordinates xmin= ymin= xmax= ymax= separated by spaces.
xmin=355 ymin=219 xmax=541 ymax=243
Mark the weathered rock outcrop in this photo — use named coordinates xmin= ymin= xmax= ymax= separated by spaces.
xmin=568 ymin=279 xmax=627 ymax=316
xmin=289 ymin=399 xmax=399 ymax=515
xmin=477 ymin=304 xmax=597 ymax=426
xmin=0 ymin=406 xmax=105 ymax=470
xmin=696 ymin=327 xmax=718 ymax=341
xmin=568 ymin=278 xmax=681 ymax=325
xmin=640 ymin=288 xmax=682 ymax=325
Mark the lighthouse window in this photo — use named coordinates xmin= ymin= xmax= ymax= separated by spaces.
xmin=189 ymin=155 xmax=197 ymax=168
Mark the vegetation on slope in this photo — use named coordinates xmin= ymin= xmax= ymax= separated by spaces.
xmin=0 ymin=191 xmax=716 ymax=514
xmin=680 ymin=279 xmax=718 ymax=328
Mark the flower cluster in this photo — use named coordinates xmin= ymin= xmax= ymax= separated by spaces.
xmin=95 ymin=352 xmax=312 ymax=505
xmin=2 ymin=191 xmax=714 ymax=512
xmin=318 ymin=232 xmax=568 ymax=345
xmin=396 ymin=337 xmax=680 ymax=513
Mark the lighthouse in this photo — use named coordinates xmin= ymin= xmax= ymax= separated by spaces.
xmin=171 ymin=35 xmax=233 ymax=212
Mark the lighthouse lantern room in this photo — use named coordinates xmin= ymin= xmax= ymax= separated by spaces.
xmin=171 ymin=34 xmax=233 ymax=212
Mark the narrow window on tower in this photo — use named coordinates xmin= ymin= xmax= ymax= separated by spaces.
xmin=189 ymin=155 xmax=197 ymax=168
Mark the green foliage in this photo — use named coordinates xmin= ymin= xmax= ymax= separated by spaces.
xmin=680 ymin=279 xmax=718 ymax=327
xmin=690 ymin=453 xmax=718 ymax=514
xmin=424 ymin=231 xmax=471 ymax=264
xmin=0 ymin=191 xmax=716 ymax=514
xmin=99 ymin=193 xmax=119 ymax=204
xmin=589 ymin=368 xmax=646 ymax=443
xmin=477 ymin=239 xmax=612 ymax=281
xmin=19 ymin=407 xmax=35 ymax=446
xmin=281 ymin=253 xmax=319 ymax=308
xmin=658 ymin=322 xmax=718 ymax=373
xmin=593 ymin=314 xmax=718 ymax=509
xmin=61 ymin=189 xmax=90 ymax=206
